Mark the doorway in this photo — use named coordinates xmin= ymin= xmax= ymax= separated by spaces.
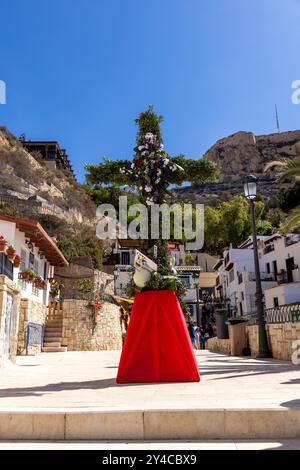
xmin=286 ymin=257 xmax=294 ymax=283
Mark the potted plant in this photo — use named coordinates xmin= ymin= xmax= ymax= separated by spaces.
xmin=50 ymin=280 xmax=63 ymax=300
xmin=34 ymin=276 xmax=46 ymax=289
xmin=20 ymin=268 xmax=36 ymax=282
xmin=0 ymin=236 xmax=7 ymax=253
xmin=6 ymin=245 xmax=16 ymax=261
xmin=13 ymin=254 xmax=21 ymax=268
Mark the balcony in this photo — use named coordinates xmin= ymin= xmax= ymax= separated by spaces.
xmin=238 ymin=271 xmax=276 ymax=284
xmin=263 ymin=244 xmax=275 ymax=255
xmin=277 ymin=269 xmax=300 ymax=284
xmin=285 ymin=234 xmax=300 ymax=247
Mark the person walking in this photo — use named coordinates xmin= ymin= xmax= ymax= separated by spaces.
xmin=188 ymin=322 xmax=196 ymax=349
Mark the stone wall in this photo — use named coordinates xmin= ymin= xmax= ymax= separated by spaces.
xmin=207 ymin=322 xmax=300 ymax=361
xmin=62 ymin=299 xmax=122 ymax=351
xmin=17 ymin=299 xmax=47 ymax=356
xmin=206 ymin=337 xmax=231 ymax=354
xmin=0 ymin=275 xmax=21 ymax=367
xmin=247 ymin=323 xmax=300 ymax=361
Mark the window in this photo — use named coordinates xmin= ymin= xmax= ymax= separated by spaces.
xmin=0 ymin=253 xmax=13 ymax=280
xmin=272 ymin=260 xmax=278 ymax=280
xmin=188 ymin=304 xmax=194 ymax=315
xmin=229 ymin=268 xmax=235 ymax=283
xmin=179 ymin=275 xmax=190 ymax=288
xmin=20 ymin=248 xmax=27 ymax=270
xmin=33 ymin=259 xmax=39 ymax=275
xmin=241 ymin=291 xmax=244 ymax=300
xmin=43 ymin=261 xmax=47 ymax=280
xmin=273 ymin=297 xmax=279 ymax=308
xmin=121 ymin=251 xmax=130 ymax=265
xmin=266 ymin=263 xmax=270 ymax=274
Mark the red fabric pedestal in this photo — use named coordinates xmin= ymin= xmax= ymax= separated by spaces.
xmin=116 ymin=290 xmax=200 ymax=383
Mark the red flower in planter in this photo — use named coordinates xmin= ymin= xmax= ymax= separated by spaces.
xmin=34 ymin=276 xmax=46 ymax=289
xmin=0 ymin=236 xmax=7 ymax=253
xmin=13 ymin=254 xmax=21 ymax=268
xmin=6 ymin=245 xmax=16 ymax=261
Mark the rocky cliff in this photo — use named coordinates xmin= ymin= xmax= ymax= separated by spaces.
xmin=204 ymin=130 xmax=300 ymax=182
xmin=174 ymin=129 xmax=300 ymax=205
xmin=0 ymin=126 xmax=96 ymax=228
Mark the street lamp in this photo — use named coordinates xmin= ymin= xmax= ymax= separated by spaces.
xmin=244 ymin=174 xmax=272 ymax=358
xmin=192 ymin=272 xmax=201 ymax=327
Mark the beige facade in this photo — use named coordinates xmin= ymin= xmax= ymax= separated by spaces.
xmin=0 ymin=276 xmax=21 ymax=366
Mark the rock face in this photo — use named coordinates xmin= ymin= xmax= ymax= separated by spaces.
xmin=0 ymin=126 xmax=96 ymax=225
xmin=174 ymin=129 xmax=300 ymax=205
xmin=204 ymin=129 xmax=300 ymax=183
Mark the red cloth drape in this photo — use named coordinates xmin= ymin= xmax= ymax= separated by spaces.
xmin=116 ymin=290 xmax=200 ymax=383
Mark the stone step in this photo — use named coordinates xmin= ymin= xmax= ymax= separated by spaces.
xmin=43 ymin=336 xmax=62 ymax=342
xmin=44 ymin=328 xmax=63 ymax=334
xmin=46 ymin=321 xmax=63 ymax=326
xmin=43 ymin=342 xmax=62 ymax=348
xmin=0 ymin=408 xmax=300 ymax=440
xmin=42 ymin=347 xmax=67 ymax=353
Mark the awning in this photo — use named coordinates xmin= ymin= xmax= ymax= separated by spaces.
xmin=199 ymin=272 xmax=217 ymax=288
xmin=0 ymin=214 xmax=68 ymax=267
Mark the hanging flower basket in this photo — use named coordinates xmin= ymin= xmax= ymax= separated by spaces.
xmin=13 ymin=254 xmax=21 ymax=268
xmin=0 ymin=236 xmax=8 ymax=253
xmin=6 ymin=246 xmax=16 ymax=261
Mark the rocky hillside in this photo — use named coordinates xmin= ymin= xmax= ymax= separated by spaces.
xmin=174 ymin=129 xmax=300 ymax=205
xmin=0 ymin=126 xmax=96 ymax=227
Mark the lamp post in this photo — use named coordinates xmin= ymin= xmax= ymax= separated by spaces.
xmin=244 ymin=175 xmax=271 ymax=358
xmin=192 ymin=272 xmax=201 ymax=327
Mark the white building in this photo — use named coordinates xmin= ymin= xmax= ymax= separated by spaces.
xmin=259 ymin=234 xmax=300 ymax=309
xmin=0 ymin=214 xmax=68 ymax=305
xmin=114 ymin=239 xmax=217 ymax=323
xmin=214 ymin=234 xmax=300 ymax=315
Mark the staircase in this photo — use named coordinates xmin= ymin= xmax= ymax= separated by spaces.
xmin=42 ymin=303 xmax=67 ymax=353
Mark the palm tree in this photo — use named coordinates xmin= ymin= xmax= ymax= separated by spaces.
xmin=264 ymin=146 xmax=300 ymax=231
xmin=264 ymin=156 xmax=300 ymax=182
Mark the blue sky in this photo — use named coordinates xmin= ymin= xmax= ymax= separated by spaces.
xmin=1 ymin=0 xmax=300 ymax=181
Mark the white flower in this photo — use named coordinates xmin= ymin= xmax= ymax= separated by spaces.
xmin=145 ymin=132 xmax=154 ymax=139
xmin=131 ymin=163 xmax=135 ymax=169
xmin=138 ymin=145 xmax=144 ymax=151
xmin=145 ymin=184 xmax=152 ymax=192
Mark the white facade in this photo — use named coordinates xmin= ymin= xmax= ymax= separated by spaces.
xmin=215 ymin=234 xmax=300 ymax=314
xmin=0 ymin=219 xmax=55 ymax=305
xmin=261 ymin=234 xmax=300 ymax=309
xmin=113 ymin=241 xmax=217 ymax=324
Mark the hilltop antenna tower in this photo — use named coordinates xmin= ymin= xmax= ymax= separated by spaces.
xmin=275 ymin=105 xmax=280 ymax=134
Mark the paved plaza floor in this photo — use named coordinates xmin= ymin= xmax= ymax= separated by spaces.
xmin=0 ymin=350 xmax=299 ymax=411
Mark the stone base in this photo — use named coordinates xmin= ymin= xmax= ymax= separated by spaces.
xmin=0 ymin=408 xmax=300 ymax=440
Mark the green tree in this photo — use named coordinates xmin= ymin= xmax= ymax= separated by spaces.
xmin=203 ymin=196 xmax=273 ymax=254
xmin=278 ymin=181 xmax=300 ymax=213
xmin=265 ymin=154 xmax=300 ymax=230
